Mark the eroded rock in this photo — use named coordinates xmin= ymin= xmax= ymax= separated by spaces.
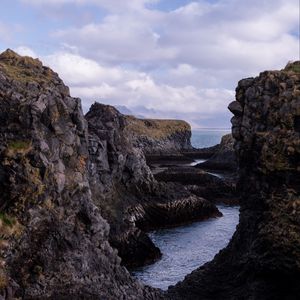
xmin=167 ymin=62 xmax=300 ymax=300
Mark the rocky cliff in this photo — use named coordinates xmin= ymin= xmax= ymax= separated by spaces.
xmin=125 ymin=116 xmax=192 ymax=155
xmin=0 ymin=49 xmax=160 ymax=299
xmin=86 ymin=102 xmax=220 ymax=267
xmin=167 ymin=62 xmax=300 ymax=299
xmin=0 ymin=49 xmax=221 ymax=299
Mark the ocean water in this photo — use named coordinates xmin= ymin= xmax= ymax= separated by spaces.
xmin=191 ymin=129 xmax=231 ymax=148
xmin=131 ymin=205 xmax=240 ymax=290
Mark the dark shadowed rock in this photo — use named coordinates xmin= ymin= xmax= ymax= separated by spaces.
xmin=85 ymin=102 xmax=221 ymax=267
xmin=196 ymin=134 xmax=237 ymax=171
xmin=86 ymin=102 xmax=162 ymax=267
xmin=166 ymin=62 xmax=300 ymax=300
xmin=155 ymin=167 xmax=238 ymax=205
xmin=0 ymin=49 xmax=161 ymax=299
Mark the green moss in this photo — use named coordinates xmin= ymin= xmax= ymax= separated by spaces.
xmin=125 ymin=116 xmax=191 ymax=139
xmin=284 ymin=62 xmax=300 ymax=73
xmin=7 ymin=140 xmax=31 ymax=151
xmin=0 ymin=213 xmax=15 ymax=227
xmin=0 ymin=49 xmax=55 ymax=84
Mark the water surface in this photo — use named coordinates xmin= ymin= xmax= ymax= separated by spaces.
xmin=131 ymin=205 xmax=239 ymax=290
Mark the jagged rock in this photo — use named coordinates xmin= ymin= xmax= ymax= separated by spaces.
xmin=166 ymin=62 xmax=300 ymax=299
xmin=0 ymin=49 xmax=161 ymax=300
xmin=228 ymin=101 xmax=243 ymax=116
xmin=155 ymin=167 xmax=238 ymax=205
xmin=86 ymin=103 xmax=221 ymax=267
xmin=86 ymin=103 xmax=162 ymax=267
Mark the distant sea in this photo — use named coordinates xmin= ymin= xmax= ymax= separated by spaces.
xmin=191 ymin=129 xmax=231 ymax=148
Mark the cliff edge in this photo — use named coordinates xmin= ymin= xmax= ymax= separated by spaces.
xmin=0 ymin=49 xmax=159 ymax=299
xmin=125 ymin=116 xmax=192 ymax=155
xmin=167 ymin=61 xmax=300 ymax=299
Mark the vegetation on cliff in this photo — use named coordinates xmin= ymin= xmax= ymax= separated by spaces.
xmin=125 ymin=116 xmax=191 ymax=139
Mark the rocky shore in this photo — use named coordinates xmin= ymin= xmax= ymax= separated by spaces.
xmin=0 ymin=48 xmax=299 ymax=299
xmin=166 ymin=61 xmax=300 ymax=300
xmin=0 ymin=50 xmax=220 ymax=298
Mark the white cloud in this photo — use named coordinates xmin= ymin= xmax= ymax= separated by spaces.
xmin=39 ymin=50 xmax=233 ymax=123
xmin=12 ymin=0 xmax=300 ymax=127
xmin=21 ymin=0 xmax=159 ymax=12
xmin=14 ymin=46 xmax=37 ymax=58
xmin=52 ymin=0 xmax=298 ymax=72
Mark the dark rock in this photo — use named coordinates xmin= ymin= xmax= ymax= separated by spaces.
xmin=86 ymin=102 xmax=221 ymax=267
xmin=0 ymin=49 xmax=161 ymax=299
xmin=196 ymin=134 xmax=237 ymax=171
xmin=86 ymin=102 xmax=162 ymax=267
xmin=155 ymin=167 xmax=238 ymax=205
xmin=228 ymin=101 xmax=243 ymax=116
xmin=182 ymin=144 xmax=220 ymax=159
xmin=166 ymin=62 xmax=300 ymax=300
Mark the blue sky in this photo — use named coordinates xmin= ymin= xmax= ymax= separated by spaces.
xmin=0 ymin=0 xmax=299 ymax=128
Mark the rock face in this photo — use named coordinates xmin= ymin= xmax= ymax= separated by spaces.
xmin=86 ymin=103 xmax=162 ymax=267
xmin=86 ymin=102 xmax=220 ymax=267
xmin=155 ymin=167 xmax=237 ymax=205
xmin=0 ymin=49 xmax=160 ymax=299
xmin=125 ymin=116 xmax=192 ymax=155
xmin=196 ymin=134 xmax=237 ymax=171
xmin=167 ymin=62 xmax=300 ymax=299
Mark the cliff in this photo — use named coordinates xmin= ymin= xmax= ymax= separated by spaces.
xmin=167 ymin=62 xmax=300 ymax=299
xmin=125 ymin=116 xmax=192 ymax=155
xmin=86 ymin=103 xmax=220 ymax=267
xmin=0 ymin=49 xmax=159 ymax=299
xmin=0 ymin=49 xmax=220 ymax=299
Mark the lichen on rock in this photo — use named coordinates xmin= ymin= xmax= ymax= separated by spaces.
xmin=0 ymin=49 xmax=160 ymax=299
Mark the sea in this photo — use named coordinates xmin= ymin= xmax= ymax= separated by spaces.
xmin=191 ymin=129 xmax=231 ymax=148
xmin=131 ymin=205 xmax=239 ymax=290
xmin=131 ymin=129 xmax=239 ymax=290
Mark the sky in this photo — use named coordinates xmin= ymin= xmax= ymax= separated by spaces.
xmin=0 ymin=0 xmax=299 ymax=128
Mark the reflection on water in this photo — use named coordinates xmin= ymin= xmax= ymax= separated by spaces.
xmin=131 ymin=205 xmax=240 ymax=290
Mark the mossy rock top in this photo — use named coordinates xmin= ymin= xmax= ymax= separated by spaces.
xmin=125 ymin=115 xmax=191 ymax=139
xmin=283 ymin=61 xmax=300 ymax=73
xmin=0 ymin=49 xmax=56 ymax=84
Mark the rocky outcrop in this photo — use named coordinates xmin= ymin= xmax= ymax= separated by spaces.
xmin=125 ymin=116 xmax=192 ymax=155
xmin=182 ymin=144 xmax=220 ymax=159
xmin=0 ymin=49 xmax=160 ymax=299
xmin=196 ymin=134 xmax=237 ymax=171
xmin=86 ymin=103 xmax=162 ymax=267
xmin=167 ymin=62 xmax=300 ymax=299
xmin=155 ymin=167 xmax=238 ymax=205
xmin=86 ymin=102 xmax=221 ymax=267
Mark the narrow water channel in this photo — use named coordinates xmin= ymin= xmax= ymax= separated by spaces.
xmin=131 ymin=205 xmax=240 ymax=290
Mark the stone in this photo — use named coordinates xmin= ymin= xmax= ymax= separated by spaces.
xmin=166 ymin=61 xmax=300 ymax=300
xmin=228 ymin=101 xmax=243 ymax=116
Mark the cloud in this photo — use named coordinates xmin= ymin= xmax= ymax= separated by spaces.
xmin=39 ymin=51 xmax=233 ymax=123
xmin=15 ymin=46 xmax=37 ymax=57
xmin=11 ymin=0 xmax=300 ymax=128
xmin=21 ymin=0 xmax=159 ymax=12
